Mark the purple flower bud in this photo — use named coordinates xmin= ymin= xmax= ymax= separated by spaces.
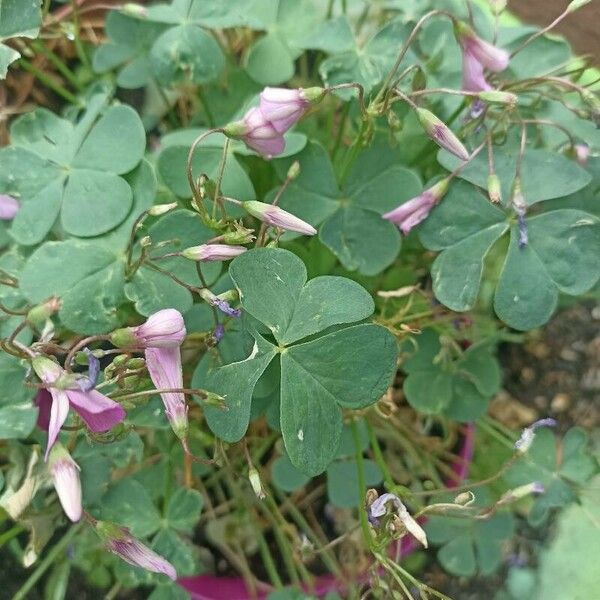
xmin=48 ymin=443 xmax=82 ymax=522
xmin=242 ymin=200 xmax=317 ymax=236
xmin=499 ymin=482 xmax=545 ymax=505
xmin=145 ymin=347 xmax=188 ymax=440
xmin=259 ymin=87 xmax=310 ymax=133
xmin=32 ymin=356 xmax=126 ymax=459
xmin=224 ymin=107 xmax=285 ymax=159
xmin=416 ymin=108 xmax=470 ymax=160
xmin=515 ymin=418 xmax=557 ymax=453
xmin=111 ymin=309 xmax=186 ymax=349
xmin=0 ymin=194 xmax=20 ymax=220
xmin=383 ymin=178 xmax=450 ymax=235
xmin=574 ymin=143 xmax=590 ymax=166
xmin=96 ymin=521 xmax=176 ymax=580
xmin=181 ymin=244 xmax=247 ymax=262
xmin=455 ymin=22 xmax=509 ymax=92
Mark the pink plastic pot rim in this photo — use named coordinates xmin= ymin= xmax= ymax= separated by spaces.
xmin=178 ymin=423 xmax=476 ymax=600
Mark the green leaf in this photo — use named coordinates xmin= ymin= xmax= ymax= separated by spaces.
xmin=101 ymin=479 xmax=161 ymax=538
xmin=229 ymin=247 xmax=374 ymax=344
xmin=281 ymin=324 xmax=397 ymax=475
xmin=158 ymin=144 xmax=255 ymax=201
xmin=0 ymin=43 xmax=18 ymax=78
xmin=421 ymin=181 xmax=600 ymax=330
xmin=245 ymin=32 xmax=294 ymax=85
xmin=150 ymin=24 xmax=224 ymax=85
xmin=426 ymin=489 xmax=515 ymax=576
xmin=194 ymin=333 xmax=276 ymax=442
xmin=326 ymin=459 xmax=382 ymax=508
xmin=319 ymin=19 xmax=415 ymax=95
xmin=271 ymin=453 xmax=311 ymax=493
xmin=298 ymin=16 xmax=355 ymax=53
xmin=1 ymin=96 xmax=146 ymax=241
xmin=505 ymin=427 xmax=597 ymax=526
xmin=93 ymin=11 xmax=168 ymax=89
xmin=438 ymin=146 xmax=592 ymax=205
xmin=0 ymin=0 xmax=42 ymax=39
xmin=165 ymin=488 xmax=203 ymax=533
xmin=152 ymin=529 xmax=198 ymax=577
xmin=402 ymin=330 xmax=501 ymax=421
xmin=275 ymin=141 xmax=421 ymax=275
xmin=19 ymin=162 xmax=156 ymax=334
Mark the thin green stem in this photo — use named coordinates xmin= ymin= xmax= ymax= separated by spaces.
xmin=31 ymin=40 xmax=83 ymax=90
xmin=331 ymin=102 xmax=349 ymax=160
xmin=338 ymin=119 xmax=369 ymax=187
xmin=18 ymin=59 xmax=81 ymax=105
xmin=255 ymin=523 xmax=284 ymax=588
xmin=0 ymin=525 xmax=25 ymax=547
xmin=70 ymin=0 xmax=91 ymax=70
xmin=13 ymin=523 xmax=82 ymax=600
xmin=351 ymin=419 xmax=373 ymax=550
xmin=366 ymin=420 xmax=395 ymax=491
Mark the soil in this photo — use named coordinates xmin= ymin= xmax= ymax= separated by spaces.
xmin=509 ymin=0 xmax=600 ymax=62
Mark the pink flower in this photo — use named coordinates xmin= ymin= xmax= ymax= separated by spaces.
xmin=110 ymin=309 xmax=186 ymax=349
xmin=575 ymin=143 xmax=590 ymax=165
xmin=96 ymin=521 xmax=177 ymax=580
xmin=0 ymin=194 xmax=20 ymax=220
xmin=48 ymin=443 xmax=82 ymax=522
xmin=145 ymin=347 xmax=188 ymax=440
xmin=456 ymin=23 xmax=509 ymax=92
xmin=259 ymin=87 xmax=310 ymax=133
xmin=242 ymin=201 xmax=317 ymax=235
xmin=383 ymin=179 xmax=450 ymax=235
xmin=32 ymin=357 xmax=126 ymax=460
xmin=181 ymin=244 xmax=247 ymax=262
xmin=232 ymin=107 xmax=285 ymax=158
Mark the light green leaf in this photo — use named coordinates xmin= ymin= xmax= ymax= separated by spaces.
xmin=326 ymin=459 xmax=382 ymax=508
xmin=166 ymin=488 xmax=203 ymax=533
xmin=271 ymin=454 xmax=311 ymax=493
xmin=245 ymin=32 xmax=294 ymax=85
xmin=150 ymin=24 xmax=224 ymax=85
xmin=101 ymin=479 xmax=161 ymax=538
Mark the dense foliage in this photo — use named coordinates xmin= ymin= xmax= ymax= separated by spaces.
xmin=0 ymin=1 xmax=599 ymax=599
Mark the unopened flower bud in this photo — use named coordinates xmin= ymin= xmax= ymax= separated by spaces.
xmin=181 ymin=244 xmax=247 ymax=262
xmin=248 ymin=467 xmax=266 ymax=500
xmin=477 ymin=90 xmax=518 ymax=107
xmin=366 ymin=488 xmax=379 ymax=508
xmin=287 ymin=160 xmax=301 ymax=181
xmin=26 ymin=297 xmax=61 ymax=329
xmin=488 ymin=0 xmax=507 ymax=14
xmin=0 ymin=194 xmax=20 ymax=220
xmin=127 ymin=357 xmax=146 ymax=370
xmin=122 ymin=3 xmax=147 ymax=17
xmin=242 ymin=201 xmax=317 ymax=235
xmin=416 ymin=108 xmax=470 ymax=161
xmin=573 ymin=143 xmax=590 ymax=166
xmin=487 ymin=173 xmax=502 ymax=203
xmin=454 ymin=491 xmax=475 ymax=506
xmin=48 ymin=443 xmax=82 ymax=522
xmin=96 ymin=521 xmax=176 ymax=580
xmin=140 ymin=235 xmax=152 ymax=247
xmin=110 ymin=309 xmax=186 ymax=349
xmin=567 ymin=0 xmax=591 ymax=13
xmin=221 ymin=225 xmax=255 ymax=245
xmin=412 ymin=68 xmax=427 ymax=92
xmin=499 ymin=482 xmax=545 ymax=505
xmin=148 ymin=203 xmax=178 ymax=216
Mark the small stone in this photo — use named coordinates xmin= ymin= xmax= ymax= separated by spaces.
xmin=521 ymin=367 xmax=536 ymax=383
xmin=560 ymin=348 xmax=578 ymax=362
xmin=551 ymin=393 xmax=571 ymax=412
xmin=534 ymin=395 xmax=548 ymax=409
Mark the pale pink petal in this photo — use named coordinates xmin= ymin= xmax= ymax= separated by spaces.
xmin=462 ymin=50 xmax=492 ymax=92
xmin=46 ymin=389 xmax=70 ymax=460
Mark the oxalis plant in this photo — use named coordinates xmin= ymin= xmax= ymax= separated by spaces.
xmin=0 ymin=0 xmax=599 ymax=598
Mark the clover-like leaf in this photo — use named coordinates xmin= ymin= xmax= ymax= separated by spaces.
xmin=401 ymin=329 xmax=501 ymax=421
xmin=316 ymin=18 xmax=416 ymax=96
xmin=0 ymin=0 xmax=42 ymax=78
xmin=93 ymin=10 xmax=168 ymax=89
xmin=0 ymin=93 xmax=146 ymax=243
xmin=438 ymin=144 xmax=591 ymax=206
xmin=243 ymin=0 xmax=318 ymax=85
xmin=426 ymin=489 xmax=515 ymax=577
xmin=274 ymin=141 xmax=422 ymax=275
xmin=194 ymin=248 xmax=397 ymax=475
xmin=0 ymin=353 xmax=37 ymax=439
xmin=504 ymin=427 xmax=597 ymax=527
xmin=326 ymin=458 xmax=382 ymax=508
xmin=138 ymin=0 xmax=225 ymax=86
xmin=419 ymin=181 xmax=600 ymax=330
